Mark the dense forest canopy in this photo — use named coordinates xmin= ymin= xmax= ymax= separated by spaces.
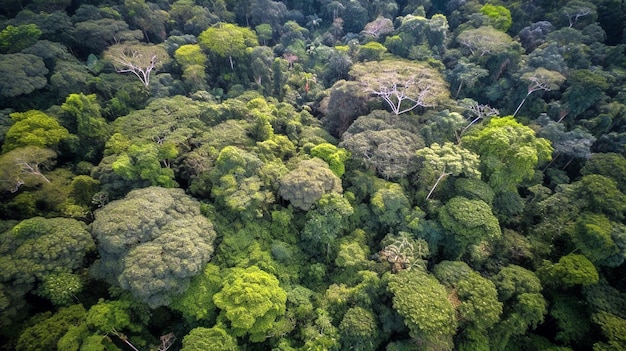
xmin=1 ymin=0 xmax=626 ymax=350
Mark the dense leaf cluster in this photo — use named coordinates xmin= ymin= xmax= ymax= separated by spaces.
xmin=1 ymin=0 xmax=626 ymax=350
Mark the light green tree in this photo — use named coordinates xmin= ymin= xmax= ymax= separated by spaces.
xmin=3 ymin=110 xmax=69 ymax=153
xmin=213 ymin=266 xmax=287 ymax=342
xmin=181 ymin=326 xmax=240 ymax=351
xmin=199 ymin=23 xmax=258 ymax=69
xmin=462 ymin=116 xmax=552 ymax=193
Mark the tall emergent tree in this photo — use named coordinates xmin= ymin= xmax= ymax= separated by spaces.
xmin=90 ymin=187 xmax=216 ymax=308
xmin=350 ymin=60 xmax=449 ymax=115
xmin=198 ymin=23 xmax=258 ymax=70
xmin=104 ymin=42 xmax=170 ymax=88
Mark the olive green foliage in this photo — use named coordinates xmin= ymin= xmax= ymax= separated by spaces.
xmin=439 ymin=196 xmax=501 ymax=258
xmin=462 ymin=116 xmax=553 ymax=193
xmin=16 ymin=304 xmax=86 ymax=351
xmin=538 ymin=254 xmax=599 ymax=289
xmin=2 ymin=1 xmax=626 ymax=350
xmin=0 ymin=146 xmax=57 ymax=193
xmin=0 ymin=217 xmax=94 ymax=286
xmin=170 ymin=263 xmax=222 ymax=323
xmin=279 ymin=158 xmax=342 ymax=210
xmin=213 ymin=266 xmax=287 ymax=342
xmin=350 ymin=60 xmax=449 ymax=115
xmin=181 ymin=326 xmax=240 ymax=351
xmin=91 ymin=187 xmax=216 ymax=307
xmin=35 ymin=272 xmax=83 ymax=307
xmin=3 ymin=110 xmax=69 ymax=152
xmin=199 ymin=23 xmax=258 ymax=69
xmin=387 ymin=270 xmax=457 ymax=350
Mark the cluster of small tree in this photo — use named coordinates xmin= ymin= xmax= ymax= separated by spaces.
xmin=1 ymin=0 xmax=626 ymax=350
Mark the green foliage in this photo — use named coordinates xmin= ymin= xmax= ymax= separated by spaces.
xmin=35 ymin=272 xmax=83 ymax=307
xmin=3 ymin=110 xmax=69 ymax=152
xmin=462 ymin=116 xmax=553 ymax=193
xmin=539 ymin=254 xmax=600 ymax=289
xmin=387 ymin=270 xmax=457 ymax=350
xmin=111 ymin=142 xmax=178 ymax=188
xmin=0 ymin=24 xmax=42 ymax=54
xmin=16 ymin=304 xmax=87 ymax=351
xmin=572 ymin=212 xmax=619 ymax=265
xmin=310 ymin=142 xmax=351 ymax=177
xmin=91 ymin=187 xmax=216 ymax=308
xmin=170 ymin=263 xmax=222 ymax=323
xmin=0 ymin=53 xmax=48 ymax=99
xmin=213 ymin=266 xmax=287 ymax=342
xmin=86 ymin=299 xmax=132 ymax=333
xmin=339 ymin=306 xmax=380 ymax=351
xmin=0 ymin=217 xmax=94 ymax=285
xmin=301 ymin=193 xmax=354 ymax=257
xmin=439 ymin=196 xmax=501 ymax=258
xmin=181 ymin=326 xmax=240 ymax=351
xmin=479 ymin=4 xmax=512 ymax=32
xmin=279 ymin=158 xmax=342 ymax=210
xmin=199 ymin=23 xmax=258 ymax=69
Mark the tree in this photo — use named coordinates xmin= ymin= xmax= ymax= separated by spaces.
xmin=462 ymin=116 xmax=553 ymax=193
xmin=439 ymin=196 xmax=501 ymax=258
xmin=213 ymin=266 xmax=287 ymax=342
xmin=198 ymin=23 xmax=258 ymax=70
xmin=447 ymin=58 xmax=489 ymax=98
xmin=16 ymin=304 xmax=87 ymax=351
xmin=104 ymin=42 xmax=170 ymax=88
xmin=538 ymin=254 xmax=599 ymax=289
xmin=340 ymin=111 xmax=425 ymax=179
xmin=310 ymin=143 xmax=350 ymax=177
xmin=581 ymin=153 xmax=626 ymax=193
xmin=480 ymin=4 xmax=512 ymax=32
xmin=513 ymin=68 xmax=566 ymax=117
xmin=301 ymin=193 xmax=354 ymax=258
xmin=387 ymin=270 xmax=457 ymax=350
xmin=90 ymin=187 xmax=216 ymax=308
xmin=416 ymin=142 xmax=481 ymax=199
xmin=170 ymin=263 xmax=222 ymax=323
xmin=562 ymin=69 xmax=609 ymax=118
xmin=60 ymin=93 xmax=110 ymax=161
xmin=456 ymin=26 xmax=516 ymax=58
xmin=0 ymin=24 xmax=41 ymax=54
xmin=349 ymin=60 xmax=449 ymax=115
xmin=572 ymin=212 xmax=619 ymax=266
xmin=490 ymin=265 xmax=547 ymax=351
xmin=339 ymin=306 xmax=380 ymax=351
xmin=2 ymin=110 xmax=69 ymax=153
xmin=181 ymin=326 xmax=239 ymax=351
xmin=433 ymin=261 xmax=502 ymax=345
xmin=0 ymin=53 xmax=48 ymax=99
xmin=279 ymin=158 xmax=342 ymax=211
xmin=71 ymin=18 xmax=143 ymax=53
xmin=0 ymin=147 xmax=56 ymax=193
